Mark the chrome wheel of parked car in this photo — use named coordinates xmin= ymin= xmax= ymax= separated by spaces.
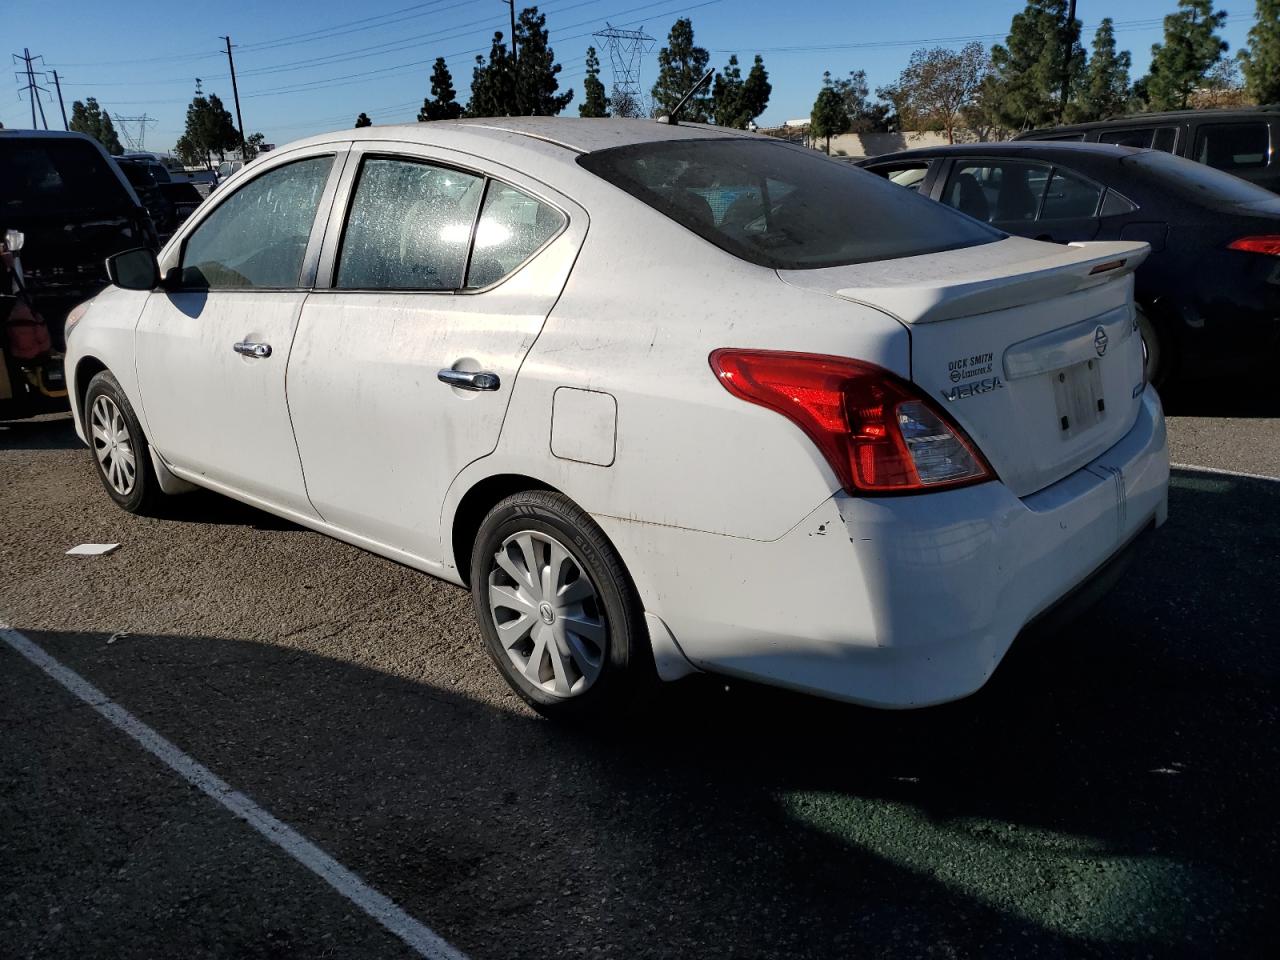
xmin=91 ymin=394 xmax=137 ymax=496
xmin=487 ymin=530 xmax=607 ymax=698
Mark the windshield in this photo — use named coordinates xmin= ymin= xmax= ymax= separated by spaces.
xmin=1 ymin=138 xmax=133 ymax=215
xmin=1122 ymin=149 xmax=1278 ymax=207
xmin=577 ymin=139 xmax=1002 ymax=269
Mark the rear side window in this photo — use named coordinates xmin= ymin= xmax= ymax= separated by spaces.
xmin=1195 ymin=123 xmax=1270 ymax=171
xmin=577 ymin=139 xmax=1000 ymax=270
xmin=0 ymin=138 xmax=131 ymax=215
xmin=1099 ymin=127 xmax=1178 ymax=152
xmin=1041 ymin=167 xmax=1103 ymax=219
xmin=181 ymin=155 xmax=333 ymax=289
xmin=466 ymin=182 xmax=565 ymax=288
xmin=337 ymin=158 xmax=484 ymax=290
xmin=1099 ymin=189 xmax=1138 ymax=217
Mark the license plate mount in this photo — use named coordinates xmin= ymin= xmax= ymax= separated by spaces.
xmin=1052 ymin=358 xmax=1105 ymax=440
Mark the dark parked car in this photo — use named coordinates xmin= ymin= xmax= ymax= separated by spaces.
xmin=1016 ymin=106 xmax=1280 ymax=194
xmin=858 ymin=141 xmax=1280 ymax=384
xmin=113 ymin=157 xmax=177 ymax=238
xmin=1 ymin=130 xmax=158 ymax=343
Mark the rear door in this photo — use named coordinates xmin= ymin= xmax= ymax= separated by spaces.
xmin=285 ymin=143 xmax=586 ymax=562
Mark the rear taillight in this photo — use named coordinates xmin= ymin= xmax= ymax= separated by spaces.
xmin=709 ymin=349 xmax=994 ymax=494
xmin=1227 ymin=236 xmax=1280 ymax=256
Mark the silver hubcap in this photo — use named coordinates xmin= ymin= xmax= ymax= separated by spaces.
xmin=90 ymin=395 xmax=137 ymax=496
xmin=487 ymin=531 xmax=607 ymax=698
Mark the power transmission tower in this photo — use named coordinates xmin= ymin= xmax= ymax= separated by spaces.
xmin=12 ymin=48 xmax=50 ymax=129
xmin=592 ymin=24 xmax=655 ymax=117
xmin=112 ymin=113 xmax=156 ymax=151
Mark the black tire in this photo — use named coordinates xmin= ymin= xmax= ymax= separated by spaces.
xmin=83 ymin=370 xmax=162 ymax=515
xmin=1136 ymin=304 xmax=1174 ymax=389
xmin=470 ymin=490 xmax=654 ymax=719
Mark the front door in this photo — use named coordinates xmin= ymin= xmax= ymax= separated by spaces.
xmin=286 ymin=145 xmax=585 ymax=562
xmin=134 ymin=149 xmax=344 ymax=516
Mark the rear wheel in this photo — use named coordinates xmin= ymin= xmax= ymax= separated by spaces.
xmin=84 ymin=370 xmax=162 ymax=514
xmin=470 ymin=490 xmax=652 ymax=718
xmin=1136 ymin=305 xmax=1172 ymax=388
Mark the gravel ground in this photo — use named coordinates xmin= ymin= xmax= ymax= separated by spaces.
xmin=1 ymin=404 xmax=1277 ymax=959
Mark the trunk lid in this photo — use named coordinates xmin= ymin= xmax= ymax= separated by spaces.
xmin=780 ymin=237 xmax=1151 ymax=497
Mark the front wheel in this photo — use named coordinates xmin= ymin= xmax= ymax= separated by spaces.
xmin=470 ymin=490 xmax=653 ymax=718
xmin=84 ymin=370 xmax=162 ymax=514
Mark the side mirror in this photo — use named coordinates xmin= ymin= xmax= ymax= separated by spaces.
xmin=105 ymin=247 xmax=160 ymax=291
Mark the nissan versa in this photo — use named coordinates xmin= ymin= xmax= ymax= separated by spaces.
xmin=63 ymin=118 xmax=1170 ymax=717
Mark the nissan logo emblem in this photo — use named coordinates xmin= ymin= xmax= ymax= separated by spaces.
xmin=1094 ymin=325 xmax=1109 ymax=357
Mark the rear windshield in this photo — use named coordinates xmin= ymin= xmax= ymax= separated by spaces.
xmin=1 ymin=138 xmax=133 ymax=215
xmin=577 ymin=138 xmax=1002 ymax=269
xmin=1122 ymin=149 xmax=1277 ymax=206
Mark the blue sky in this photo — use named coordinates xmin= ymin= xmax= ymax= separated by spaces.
xmin=4 ymin=0 xmax=1259 ymax=152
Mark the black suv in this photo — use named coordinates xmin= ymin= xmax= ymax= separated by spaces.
xmin=0 ymin=130 xmax=158 ymax=342
xmin=1017 ymin=106 xmax=1280 ymax=193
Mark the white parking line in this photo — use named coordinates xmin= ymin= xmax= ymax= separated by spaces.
xmin=0 ymin=623 xmax=468 ymax=960
xmin=1171 ymin=462 xmax=1280 ymax=483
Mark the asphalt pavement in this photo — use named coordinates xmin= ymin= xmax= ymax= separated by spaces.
xmin=1 ymin=393 xmax=1277 ymax=959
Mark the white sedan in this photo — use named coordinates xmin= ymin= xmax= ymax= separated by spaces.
xmin=64 ymin=118 xmax=1169 ymax=716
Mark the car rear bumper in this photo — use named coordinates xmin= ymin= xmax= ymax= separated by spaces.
xmin=599 ymin=386 xmax=1169 ymax=708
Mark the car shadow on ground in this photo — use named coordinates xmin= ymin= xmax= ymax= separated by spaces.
xmin=8 ymin=469 xmax=1277 ymax=958
xmin=1160 ymin=377 xmax=1280 ymax=418
xmin=0 ymin=412 xmax=82 ymax=450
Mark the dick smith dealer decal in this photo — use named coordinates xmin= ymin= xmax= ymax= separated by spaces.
xmin=947 ymin=351 xmax=995 ymax=384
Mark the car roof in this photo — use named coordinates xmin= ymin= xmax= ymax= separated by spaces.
xmin=0 ymin=129 xmax=103 ymax=144
xmin=285 ymin=117 xmax=757 ymax=158
xmin=1022 ymin=105 xmax=1280 ymax=135
xmin=861 ymin=140 xmax=1150 ymax=164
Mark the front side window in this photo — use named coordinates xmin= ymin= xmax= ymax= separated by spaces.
xmin=944 ymin=161 xmax=1052 ymax=223
xmin=337 ymin=158 xmax=484 ymax=290
xmin=1040 ymin=167 xmax=1103 ymax=219
xmin=867 ymin=163 xmax=931 ymax=192
xmin=1195 ymin=123 xmax=1270 ymax=171
xmin=466 ymin=182 xmax=565 ymax=288
xmin=577 ymin=139 xmax=1000 ymax=269
xmin=181 ymin=155 xmax=333 ymax=289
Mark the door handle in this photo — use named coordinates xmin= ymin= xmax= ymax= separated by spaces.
xmin=233 ymin=341 xmax=272 ymax=359
xmin=437 ymin=368 xmax=500 ymax=391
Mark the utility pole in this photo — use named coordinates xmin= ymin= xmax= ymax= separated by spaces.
xmin=51 ymin=69 xmax=68 ymax=130
xmin=501 ymin=0 xmax=520 ymax=114
xmin=1059 ymin=0 xmax=1078 ymax=122
xmin=220 ymin=36 xmax=246 ymax=153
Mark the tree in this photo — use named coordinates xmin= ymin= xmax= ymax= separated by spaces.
xmin=652 ymin=18 xmax=711 ymax=121
xmin=243 ymin=132 xmax=267 ymax=159
xmin=712 ymin=54 xmax=770 ymax=128
xmin=513 ymin=6 xmax=572 ymax=115
xmin=579 ymin=46 xmax=610 ymax=117
xmin=1074 ymin=18 xmax=1132 ymax=121
xmin=419 ymin=57 xmax=463 ymax=121
xmin=1145 ymin=0 xmax=1229 ymax=110
xmin=1194 ymin=57 xmax=1250 ymax=107
xmin=822 ymin=70 xmax=889 ymax=132
xmin=68 ymin=97 xmax=123 ymax=155
xmin=355 ymin=112 xmax=373 ymax=128
xmin=876 ymin=43 xmax=987 ymax=143
xmin=986 ymin=1 xmax=1085 ymax=130
xmin=467 ymin=31 xmax=516 ymax=116
xmin=1239 ymin=0 xmax=1280 ymax=105
xmin=810 ymin=77 xmax=851 ymax=153
xmin=176 ymin=93 xmax=239 ymax=168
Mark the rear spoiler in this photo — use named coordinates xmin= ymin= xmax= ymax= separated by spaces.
xmin=833 ymin=240 xmax=1150 ymax=325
